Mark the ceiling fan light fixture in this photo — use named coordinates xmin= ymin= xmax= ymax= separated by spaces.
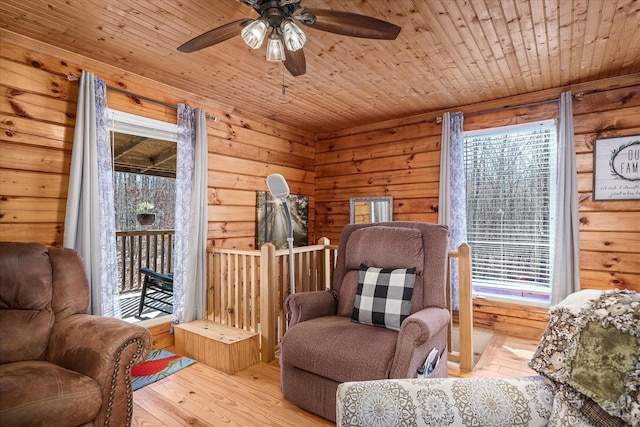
xmin=178 ymin=1 xmax=403 ymax=78
xmin=266 ymin=32 xmax=286 ymax=62
xmin=282 ymin=19 xmax=306 ymax=51
xmin=241 ymin=18 xmax=269 ymax=49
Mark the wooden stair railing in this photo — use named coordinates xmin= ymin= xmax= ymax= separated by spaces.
xmin=207 ymin=239 xmax=473 ymax=368
xmin=447 ymin=243 xmax=474 ymax=372
xmin=207 ymin=241 xmax=334 ymax=362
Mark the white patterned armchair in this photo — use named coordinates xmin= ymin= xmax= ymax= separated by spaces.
xmin=336 ymin=289 xmax=639 ymax=427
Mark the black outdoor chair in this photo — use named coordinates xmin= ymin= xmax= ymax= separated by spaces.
xmin=137 ymin=267 xmax=174 ymax=317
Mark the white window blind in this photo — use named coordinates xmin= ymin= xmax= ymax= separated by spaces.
xmin=107 ymin=109 xmax=178 ymax=142
xmin=464 ymin=120 xmax=557 ymax=303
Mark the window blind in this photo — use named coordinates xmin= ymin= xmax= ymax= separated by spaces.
xmin=107 ymin=109 xmax=178 ymax=142
xmin=464 ymin=120 xmax=557 ymax=300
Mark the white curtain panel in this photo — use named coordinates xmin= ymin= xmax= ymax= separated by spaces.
xmin=63 ymin=71 xmax=121 ymax=317
xmin=172 ymin=105 xmax=208 ymax=325
xmin=551 ymin=91 xmax=581 ymax=304
xmin=437 ymin=111 xmax=466 ymax=309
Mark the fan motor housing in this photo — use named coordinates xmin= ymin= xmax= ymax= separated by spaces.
xmin=255 ymin=0 xmax=300 ymax=27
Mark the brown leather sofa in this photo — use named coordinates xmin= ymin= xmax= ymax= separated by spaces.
xmin=0 ymin=242 xmax=152 ymax=427
xmin=280 ymin=222 xmax=450 ymax=421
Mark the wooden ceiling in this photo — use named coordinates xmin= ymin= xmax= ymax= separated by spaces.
xmin=1 ymin=0 xmax=639 ymax=134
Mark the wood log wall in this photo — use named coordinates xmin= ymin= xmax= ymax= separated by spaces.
xmin=0 ymin=31 xmax=315 ymax=250
xmin=1 ymin=30 xmax=638 ymax=337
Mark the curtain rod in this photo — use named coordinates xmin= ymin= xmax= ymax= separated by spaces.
xmin=436 ymin=97 xmax=561 ymax=124
xmin=106 ymin=85 xmax=220 ymax=122
xmin=66 ymin=72 xmax=219 ymax=122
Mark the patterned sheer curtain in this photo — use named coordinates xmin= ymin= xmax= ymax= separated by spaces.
xmin=172 ymin=105 xmax=208 ymax=325
xmin=551 ymin=91 xmax=581 ymax=304
xmin=437 ymin=111 xmax=466 ymax=309
xmin=63 ymin=71 xmax=121 ymax=317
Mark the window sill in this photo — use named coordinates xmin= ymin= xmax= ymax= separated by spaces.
xmin=473 ymin=292 xmax=550 ymax=308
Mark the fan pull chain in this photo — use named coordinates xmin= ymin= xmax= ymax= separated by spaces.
xmin=281 ymin=65 xmax=286 ymax=95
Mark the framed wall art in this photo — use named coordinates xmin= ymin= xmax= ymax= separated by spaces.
xmin=256 ymin=191 xmax=309 ymax=249
xmin=592 ymin=135 xmax=640 ymax=201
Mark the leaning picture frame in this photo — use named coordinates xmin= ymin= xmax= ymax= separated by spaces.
xmin=256 ymin=191 xmax=309 ymax=249
xmin=592 ymin=135 xmax=640 ymax=201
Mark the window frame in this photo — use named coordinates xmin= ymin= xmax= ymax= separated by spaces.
xmin=106 ymin=109 xmax=179 ymax=322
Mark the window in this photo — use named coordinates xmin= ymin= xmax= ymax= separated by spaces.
xmin=464 ymin=120 xmax=557 ymax=304
xmin=107 ymin=109 xmax=179 ymax=230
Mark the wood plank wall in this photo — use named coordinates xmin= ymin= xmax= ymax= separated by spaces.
xmin=1 ymin=30 xmax=638 ymax=338
xmin=315 ymin=75 xmax=640 ymax=337
xmin=0 ymin=31 xmax=315 ymax=249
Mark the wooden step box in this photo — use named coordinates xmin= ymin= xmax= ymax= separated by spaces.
xmin=174 ymin=320 xmax=259 ymax=374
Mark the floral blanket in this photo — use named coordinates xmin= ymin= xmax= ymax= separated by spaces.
xmin=529 ymin=290 xmax=640 ymax=427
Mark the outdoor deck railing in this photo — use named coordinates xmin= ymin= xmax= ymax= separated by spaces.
xmin=115 ymin=230 xmax=174 ymax=293
xmin=207 ymin=238 xmax=474 ymax=372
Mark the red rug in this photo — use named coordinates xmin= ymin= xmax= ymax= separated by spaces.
xmin=132 ymin=349 xmax=196 ymax=391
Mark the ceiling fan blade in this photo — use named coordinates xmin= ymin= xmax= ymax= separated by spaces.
xmin=300 ymin=8 xmax=401 ymax=40
xmin=284 ymin=47 xmax=306 ymax=76
xmin=178 ymin=19 xmax=252 ymax=53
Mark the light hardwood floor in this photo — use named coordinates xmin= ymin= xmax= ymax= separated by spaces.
xmin=448 ymin=333 xmax=540 ymax=379
xmin=132 ymin=333 xmax=540 ymax=426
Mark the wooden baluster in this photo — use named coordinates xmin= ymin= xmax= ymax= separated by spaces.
xmin=260 ymin=243 xmax=276 ymax=362
xmin=458 ymin=243 xmax=474 ymax=372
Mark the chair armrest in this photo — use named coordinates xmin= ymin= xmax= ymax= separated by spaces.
xmin=336 ymin=376 xmax=553 ymax=426
xmin=46 ymin=314 xmax=152 ymax=426
xmin=285 ymin=291 xmax=335 ymax=328
xmin=140 ymin=267 xmax=173 ymax=283
xmin=391 ymin=307 xmax=450 ymax=378
xmin=400 ymin=306 xmax=450 ymax=344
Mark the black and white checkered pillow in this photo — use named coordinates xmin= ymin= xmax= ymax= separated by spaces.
xmin=351 ymin=264 xmax=416 ymax=331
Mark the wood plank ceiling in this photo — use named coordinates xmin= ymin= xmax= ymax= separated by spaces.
xmin=1 ymin=0 xmax=639 ymax=134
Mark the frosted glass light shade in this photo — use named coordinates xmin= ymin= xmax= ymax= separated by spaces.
xmin=241 ymin=18 xmax=268 ymax=49
xmin=282 ymin=20 xmax=306 ymax=51
xmin=266 ymin=33 xmax=286 ymax=62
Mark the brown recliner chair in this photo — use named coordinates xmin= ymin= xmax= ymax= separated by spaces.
xmin=0 ymin=242 xmax=152 ymax=427
xmin=280 ymin=221 xmax=450 ymax=421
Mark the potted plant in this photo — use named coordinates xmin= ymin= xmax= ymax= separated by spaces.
xmin=136 ymin=202 xmax=155 ymax=225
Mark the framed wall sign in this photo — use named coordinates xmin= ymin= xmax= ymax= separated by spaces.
xmin=593 ymin=135 xmax=640 ymax=201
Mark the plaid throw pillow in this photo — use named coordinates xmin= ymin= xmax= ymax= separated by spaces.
xmin=351 ymin=264 xmax=416 ymax=331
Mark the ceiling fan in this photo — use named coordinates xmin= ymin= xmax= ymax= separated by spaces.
xmin=177 ymin=0 xmax=401 ymax=77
